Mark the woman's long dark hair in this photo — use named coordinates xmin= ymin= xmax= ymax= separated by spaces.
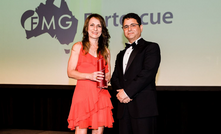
xmin=82 ymin=13 xmax=110 ymax=63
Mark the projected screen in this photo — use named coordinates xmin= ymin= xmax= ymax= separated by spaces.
xmin=0 ymin=0 xmax=221 ymax=86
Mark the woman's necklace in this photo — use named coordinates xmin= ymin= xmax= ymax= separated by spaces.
xmin=89 ymin=44 xmax=98 ymax=57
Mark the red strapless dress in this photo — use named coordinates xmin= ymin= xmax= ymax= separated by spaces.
xmin=67 ymin=43 xmax=114 ymax=130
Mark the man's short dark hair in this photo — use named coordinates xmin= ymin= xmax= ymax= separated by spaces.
xmin=122 ymin=13 xmax=141 ymax=26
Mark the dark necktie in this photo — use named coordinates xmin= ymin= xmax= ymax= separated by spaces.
xmin=125 ymin=42 xmax=136 ymax=49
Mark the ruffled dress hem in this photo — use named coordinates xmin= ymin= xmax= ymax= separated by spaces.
xmin=67 ymin=90 xmax=114 ymax=130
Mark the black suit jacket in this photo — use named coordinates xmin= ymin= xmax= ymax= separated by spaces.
xmin=111 ymin=38 xmax=161 ymax=119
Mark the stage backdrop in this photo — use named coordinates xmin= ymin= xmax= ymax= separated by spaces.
xmin=0 ymin=0 xmax=221 ymax=86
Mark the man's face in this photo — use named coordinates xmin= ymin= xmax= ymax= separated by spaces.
xmin=123 ymin=18 xmax=143 ymax=43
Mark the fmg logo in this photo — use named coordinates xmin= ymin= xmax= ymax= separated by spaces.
xmin=21 ymin=0 xmax=78 ymax=54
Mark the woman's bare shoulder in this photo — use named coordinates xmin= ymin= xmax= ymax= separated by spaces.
xmin=72 ymin=42 xmax=82 ymax=51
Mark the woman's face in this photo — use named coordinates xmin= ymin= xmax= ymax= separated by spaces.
xmin=87 ymin=17 xmax=102 ymax=40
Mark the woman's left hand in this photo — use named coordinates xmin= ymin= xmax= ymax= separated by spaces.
xmin=105 ymin=72 xmax=111 ymax=82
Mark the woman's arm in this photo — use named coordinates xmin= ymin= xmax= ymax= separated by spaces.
xmin=105 ymin=47 xmax=111 ymax=82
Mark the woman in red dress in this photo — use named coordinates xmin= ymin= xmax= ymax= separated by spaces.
xmin=67 ymin=14 xmax=114 ymax=134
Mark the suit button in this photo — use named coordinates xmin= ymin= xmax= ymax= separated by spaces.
xmin=124 ymin=79 xmax=127 ymax=81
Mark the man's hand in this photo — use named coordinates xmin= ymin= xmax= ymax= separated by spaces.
xmin=122 ymin=97 xmax=132 ymax=103
xmin=116 ymin=89 xmax=132 ymax=103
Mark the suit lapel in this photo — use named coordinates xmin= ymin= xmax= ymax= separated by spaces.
xmin=119 ymin=49 xmax=126 ymax=75
xmin=125 ymin=38 xmax=144 ymax=72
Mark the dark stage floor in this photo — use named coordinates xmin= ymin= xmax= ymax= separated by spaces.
xmin=0 ymin=129 xmax=74 ymax=134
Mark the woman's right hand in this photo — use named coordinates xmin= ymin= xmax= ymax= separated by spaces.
xmin=90 ymin=71 xmax=104 ymax=82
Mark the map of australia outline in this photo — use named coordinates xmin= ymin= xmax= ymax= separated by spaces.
xmin=21 ymin=0 xmax=78 ymax=48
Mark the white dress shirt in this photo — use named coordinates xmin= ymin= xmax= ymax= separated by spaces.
xmin=122 ymin=37 xmax=141 ymax=99
xmin=123 ymin=37 xmax=141 ymax=74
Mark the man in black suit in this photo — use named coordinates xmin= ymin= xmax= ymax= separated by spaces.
xmin=111 ymin=13 xmax=161 ymax=134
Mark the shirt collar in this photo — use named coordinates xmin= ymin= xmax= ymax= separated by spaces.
xmin=128 ymin=37 xmax=142 ymax=45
